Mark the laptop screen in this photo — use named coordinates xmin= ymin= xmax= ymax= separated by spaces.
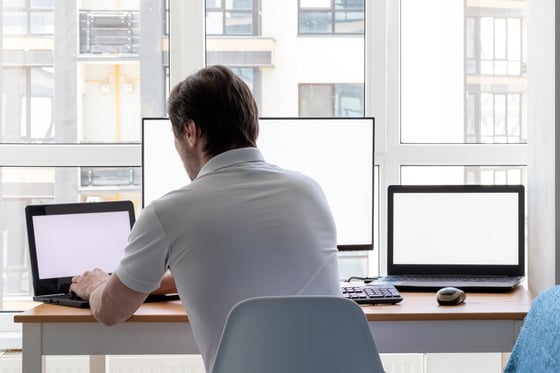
xmin=387 ymin=185 xmax=525 ymax=276
xmin=33 ymin=211 xmax=131 ymax=279
xmin=25 ymin=201 xmax=135 ymax=295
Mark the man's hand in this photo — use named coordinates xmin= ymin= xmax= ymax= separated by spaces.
xmin=69 ymin=268 xmax=110 ymax=300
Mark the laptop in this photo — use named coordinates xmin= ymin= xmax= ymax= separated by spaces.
xmin=25 ymin=200 xmax=180 ymax=307
xmin=377 ymin=184 xmax=525 ymax=292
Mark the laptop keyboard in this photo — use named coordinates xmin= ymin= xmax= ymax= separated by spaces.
xmin=342 ymin=284 xmax=403 ymax=305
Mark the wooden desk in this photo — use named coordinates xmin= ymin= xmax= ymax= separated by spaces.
xmin=14 ymin=288 xmax=532 ymax=373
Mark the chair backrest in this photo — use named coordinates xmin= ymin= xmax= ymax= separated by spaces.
xmin=211 ymin=295 xmax=385 ymax=373
xmin=503 ymin=285 xmax=560 ymax=372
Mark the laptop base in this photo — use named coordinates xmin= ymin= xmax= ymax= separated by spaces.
xmin=375 ymin=276 xmax=523 ymax=293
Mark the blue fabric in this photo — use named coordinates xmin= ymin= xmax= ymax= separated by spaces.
xmin=504 ymin=285 xmax=560 ymax=373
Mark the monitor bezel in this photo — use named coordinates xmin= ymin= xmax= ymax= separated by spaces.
xmin=386 ymin=184 xmax=525 ymax=275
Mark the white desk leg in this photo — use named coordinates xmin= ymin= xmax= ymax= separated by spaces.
xmin=22 ymin=323 xmax=46 ymax=373
xmin=89 ymin=355 xmax=106 ymax=373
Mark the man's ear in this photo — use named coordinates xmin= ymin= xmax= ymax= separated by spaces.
xmin=184 ymin=120 xmax=201 ymax=148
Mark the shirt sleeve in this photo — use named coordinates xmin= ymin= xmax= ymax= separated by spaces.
xmin=114 ymin=205 xmax=170 ymax=294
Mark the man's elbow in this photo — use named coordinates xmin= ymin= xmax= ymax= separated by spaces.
xmin=92 ymin=305 xmax=128 ymax=326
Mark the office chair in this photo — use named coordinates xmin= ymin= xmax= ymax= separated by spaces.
xmin=211 ymin=295 xmax=385 ymax=373
xmin=503 ymin=285 xmax=560 ymax=372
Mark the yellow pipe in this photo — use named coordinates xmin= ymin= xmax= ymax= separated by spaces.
xmin=115 ymin=64 xmax=120 ymax=141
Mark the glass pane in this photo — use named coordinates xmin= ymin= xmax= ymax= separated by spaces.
xmin=206 ymin=11 xmax=224 ymax=34
xmin=30 ymin=68 xmax=55 ymax=140
xmin=508 ymin=18 xmax=521 ymax=61
xmin=335 ymin=84 xmax=364 ymax=116
xmin=2 ymin=2 xmax=169 ymax=143
xmin=0 ymin=166 xmax=140 ymax=310
xmin=301 ymin=0 xmax=330 ymax=8
xmin=480 ymin=17 xmax=494 ymax=60
xmin=508 ymin=93 xmax=521 ymax=138
xmin=225 ymin=11 xmax=252 ymax=34
xmin=401 ymin=0 xmax=527 ymax=144
xmin=466 ymin=17 xmax=476 ymax=60
xmin=495 ymin=94 xmax=506 ymax=136
xmin=30 ymin=11 xmax=54 ymax=34
xmin=4 ymin=0 xmax=25 ymax=7
xmin=30 ymin=0 xmax=54 ymax=9
xmin=299 ymin=11 xmax=332 ymax=33
xmin=481 ymin=93 xmax=494 ymax=141
xmin=225 ymin=0 xmax=252 ymax=10
xmin=334 ymin=0 xmax=364 ymax=10
xmin=3 ymin=12 xmax=27 ymax=34
xmin=299 ymin=85 xmax=334 ymax=116
xmin=494 ymin=18 xmax=507 ymax=60
xmin=206 ymin=1 xmax=365 ymax=117
xmin=401 ymin=0 xmax=464 ymax=143
xmin=401 ymin=165 xmax=527 ymax=187
xmin=207 ymin=0 xmax=222 ymax=8
xmin=334 ymin=11 xmax=364 ymax=34
xmin=2 ymin=69 xmax=27 ymax=140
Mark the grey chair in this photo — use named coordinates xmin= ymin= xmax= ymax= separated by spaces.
xmin=211 ymin=295 xmax=385 ymax=373
xmin=503 ymin=285 xmax=560 ymax=372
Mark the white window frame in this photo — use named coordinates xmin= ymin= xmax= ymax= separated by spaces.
xmin=0 ymin=0 xmax=532 ymax=346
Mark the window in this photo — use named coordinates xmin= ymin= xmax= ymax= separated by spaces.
xmin=466 ymin=16 xmax=523 ymax=76
xmin=2 ymin=0 xmax=54 ymax=35
xmin=206 ymin=0 xmax=259 ymax=36
xmin=466 ymin=91 xmax=523 ymax=143
xmin=0 ymin=0 xmax=168 ymax=312
xmin=0 ymin=0 xmax=529 ymax=312
xmin=400 ymin=0 xmax=527 ymax=144
xmin=298 ymin=0 xmax=364 ymax=35
xmin=2 ymin=67 xmax=54 ymax=142
xmin=299 ymin=83 xmax=364 ymax=117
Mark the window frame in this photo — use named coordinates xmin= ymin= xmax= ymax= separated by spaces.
xmin=0 ymin=0 xmax=530 ymax=346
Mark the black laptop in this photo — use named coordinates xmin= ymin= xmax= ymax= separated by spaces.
xmin=25 ymin=200 xmax=179 ymax=307
xmin=377 ymin=184 xmax=525 ymax=292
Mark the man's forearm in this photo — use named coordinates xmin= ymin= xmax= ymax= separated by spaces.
xmin=89 ymin=274 xmax=147 ymax=326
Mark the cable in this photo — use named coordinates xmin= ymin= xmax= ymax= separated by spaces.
xmin=345 ymin=276 xmax=380 ymax=284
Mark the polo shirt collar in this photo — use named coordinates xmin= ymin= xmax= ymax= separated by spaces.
xmin=197 ymin=147 xmax=265 ymax=178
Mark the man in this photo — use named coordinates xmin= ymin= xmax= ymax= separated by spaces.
xmin=70 ymin=65 xmax=341 ymax=372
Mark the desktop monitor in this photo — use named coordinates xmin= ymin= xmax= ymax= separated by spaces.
xmin=141 ymin=117 xmax=375 ymax=251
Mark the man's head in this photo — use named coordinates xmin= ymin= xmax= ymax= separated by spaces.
xmin=167 ymin=65 xmax=259 ymax=159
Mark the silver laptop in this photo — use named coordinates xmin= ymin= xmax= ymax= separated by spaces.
xmin=377 ymin=185 xmax=525 ymax=292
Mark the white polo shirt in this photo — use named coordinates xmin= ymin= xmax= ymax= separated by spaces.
xmin=115 ymin=147 xmax=341 ymax=372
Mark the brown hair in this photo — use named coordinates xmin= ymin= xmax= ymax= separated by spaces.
xmin=167 ymin=65 xmax=259 ymax=157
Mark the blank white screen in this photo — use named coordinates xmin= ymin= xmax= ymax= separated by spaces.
xmin=142 ymin=117 xmax=374 ymax=247
xmin=393 ymin=192 xmax=519 ymax=265
xmin=33 ymin=211 xmax=131 ymax=278
xmin=257 ymin=118 xmax=373 ymax=246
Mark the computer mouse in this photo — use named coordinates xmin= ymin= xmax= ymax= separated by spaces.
xmin=436 ymin=287 xmax=466 ymax=306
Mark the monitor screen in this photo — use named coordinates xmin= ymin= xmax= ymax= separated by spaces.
xmin=142 ymin=117 xmax=375 ymax=251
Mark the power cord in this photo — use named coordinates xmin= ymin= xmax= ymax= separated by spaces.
xmin=345 ymin=276 xmax=381 ymax=284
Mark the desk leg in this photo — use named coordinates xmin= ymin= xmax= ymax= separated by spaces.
xmin=22 ymin=323 xmax=46 ymax=373
xmin=89 ymin=355 xmax=106 ymax=373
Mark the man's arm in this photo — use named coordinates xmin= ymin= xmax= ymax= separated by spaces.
xmin=151 ymin=272 xmax=177 ymax=295
xmin=70 ymin=268 xmax=147 ymax=326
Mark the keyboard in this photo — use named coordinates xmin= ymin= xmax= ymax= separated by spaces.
xmin=341 ymin=284 xmax=403 ymax=305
